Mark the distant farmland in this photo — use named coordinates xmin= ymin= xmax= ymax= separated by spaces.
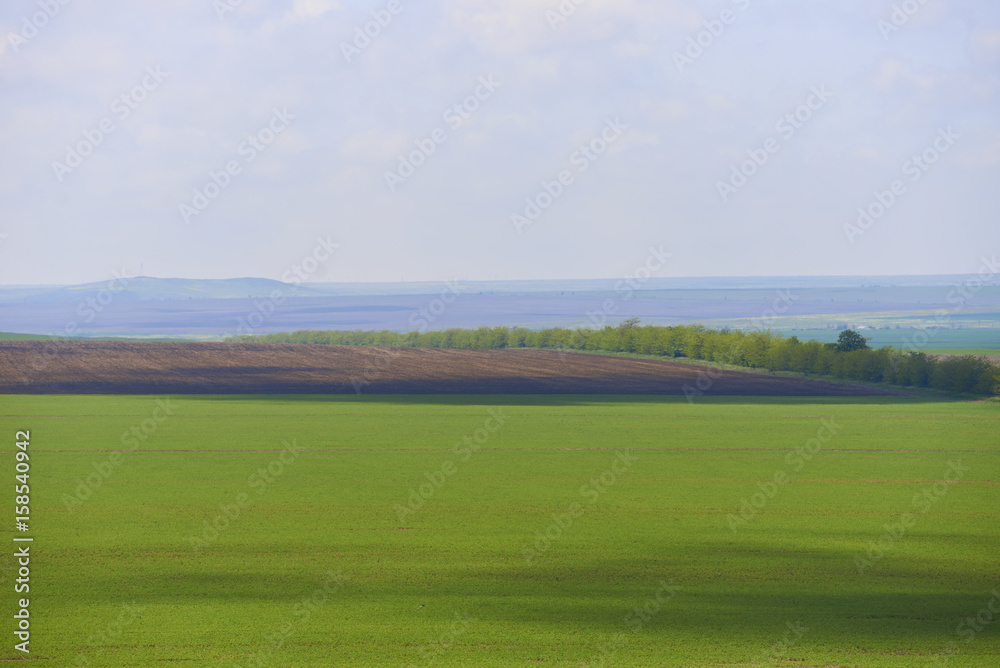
xmin=0 ymin=340 xmax=901 ymax=396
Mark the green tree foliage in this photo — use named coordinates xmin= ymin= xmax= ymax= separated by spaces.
xmin=227 ymin=324 xmax=999 ymax=396
xmin=836 ymin=329 xmax=870 ymax=352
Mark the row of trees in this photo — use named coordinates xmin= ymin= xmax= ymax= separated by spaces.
xmin=229 ymin=323 xmax=999 ymax=395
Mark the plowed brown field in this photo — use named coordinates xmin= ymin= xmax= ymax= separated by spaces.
xmin=0 ymin=340 xmax=903 ymax=395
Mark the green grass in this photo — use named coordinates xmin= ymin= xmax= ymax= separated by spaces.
xmin=924 ymin=349 xmax=999 ymax=356
xmin=777 ymin=328 xmax=1000 ymax=350
xmin=0 ymin=332 xmax=68 ymax=341
xmin=2 ymin=395 xmax=998 ymax=666
xmin=0 ymin=332 xmax=196 ymax=342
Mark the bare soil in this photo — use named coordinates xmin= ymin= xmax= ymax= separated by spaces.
xmin=0 ymin=341 xmax=903 ymax=395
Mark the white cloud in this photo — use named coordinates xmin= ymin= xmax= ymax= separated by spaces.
xmin=609 ymin=131 xmax=659 ymax=156
xmin=290 ymin=0 xmax=341 ymax=21
xmin=972 ymin=28 xmax=1000 ymax=61
xmin=444 ymin=0 xmax=695 ymax=55
xmin=614 ymin=40 xmax=652 ymax=59
xmin=852 ymin=146 xmax=883 ymax=162
xmin=706 ymin=92 xmax=734 ymax=113
xmin=339 ymin=129 xmax=408 ymax=163
xmin=652 ymin=101 xmax=691 ymax=123
xmin=445 ymin=0 xmax=553 ymax=56
xmin=264 ymin=0 xmax=341 ymax=31
xmin=873 ymin=59 xmax=937 ymax=90
xmin=958 ymin=135 xmax=1000 ymax=168
xmin=904 ymin=0 xmax=951 ymax=28
xmin=274 ymin=128 xmax=310 ymax=154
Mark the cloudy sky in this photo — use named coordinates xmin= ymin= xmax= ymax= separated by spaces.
xmin=1 ymin=0 xmax=998 ymax=285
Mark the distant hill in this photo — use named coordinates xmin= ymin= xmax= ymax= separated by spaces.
xmin=0 ymin=277 xmax=335 ymax=304
xmin=1 ymin=274 xmax=994 ymax=304
xmin=0 ymin=274 xmax=996 ymax=340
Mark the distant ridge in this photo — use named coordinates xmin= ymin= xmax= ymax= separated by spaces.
xmin=0 ymin=274 xmax=993 ymax=304
xmin=0 ymin=276 xmax=332 ymax=304
xmin=0 ymin=274 xmax=996 ymax=339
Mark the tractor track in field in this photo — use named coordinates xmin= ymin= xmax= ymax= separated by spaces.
xmin=0 ymin=340 xmax=903 ymax=396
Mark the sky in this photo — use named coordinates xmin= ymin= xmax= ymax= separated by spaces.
xmin=1 ymin=0 xmax=998 ymax=285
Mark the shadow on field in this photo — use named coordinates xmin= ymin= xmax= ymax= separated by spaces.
xmin=70 ymin=553 xmax=993 ymax=639
xmin=346 ymin=553 xmax=996 ymax=644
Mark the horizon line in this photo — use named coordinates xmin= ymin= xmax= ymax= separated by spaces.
xmin=0 ymin=271 xmax=993 ymax=289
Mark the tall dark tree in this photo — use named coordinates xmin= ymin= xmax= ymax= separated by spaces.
xmin=836 ymin=329 xmax=869 ymax=352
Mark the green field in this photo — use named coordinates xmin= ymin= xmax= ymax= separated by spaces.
xmin=923 ymin=349 xmax=999 ymax=356
xmin=0 ymin=333 xmax=67 ymax=341
xmin=2 ymin=395 xmax=998 ymax=666
xmin=776 ymin=328 xmax=1000 ymax=350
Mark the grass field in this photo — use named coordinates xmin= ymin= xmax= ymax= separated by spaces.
xmin=924 ymin=349 xmax=999 ymax=356
xmin=0 ymin=332 xmax=66 ymax=341
xmin=2 ymin=395 xmax=998 ymax=666
xmin=776 ymin=328 xmax=1000 ymax=350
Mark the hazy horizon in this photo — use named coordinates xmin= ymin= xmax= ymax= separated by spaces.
xmin=2 ymin=269 xmax=998 ymax=291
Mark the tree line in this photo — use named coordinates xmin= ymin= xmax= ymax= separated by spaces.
xmin=228 ymin=323 xmax=999 ymax=396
